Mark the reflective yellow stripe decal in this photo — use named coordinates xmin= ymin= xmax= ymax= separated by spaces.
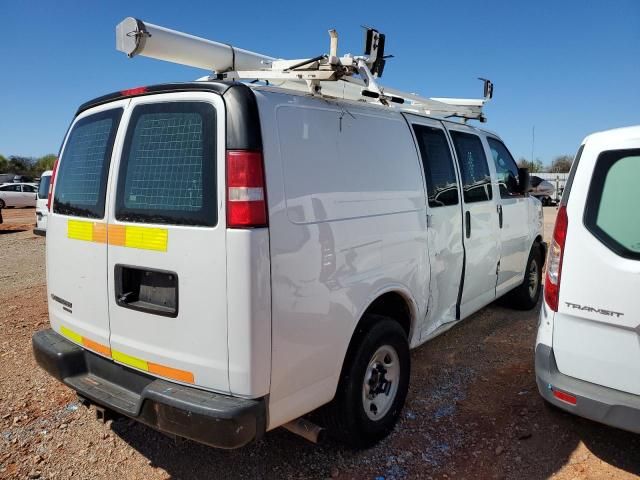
xmin=111 ymin=350 xmax=149 ymax=371
xmin=67 ymin=220 xmax=94 ymax=242
xmin=57 ymin=326 xmax=194 ymax=384
xmin=66 ymin=220 xmax=168 ymax=252
xmin=122 ymin=226 xmax=168 ymax=252
xmin=60 ymin=325 xmax=83 ymax=344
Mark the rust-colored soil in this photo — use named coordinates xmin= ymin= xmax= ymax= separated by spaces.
xmin=2 ymin=207 xmax=640 ymax=479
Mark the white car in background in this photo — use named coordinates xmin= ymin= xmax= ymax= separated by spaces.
xmin=0 ymin=182 xmax=38 ymax=208
xmin=536 ymin=125 xmax=640 ymax=431
xmin=34 ymin=170 xmax=53 ymax=236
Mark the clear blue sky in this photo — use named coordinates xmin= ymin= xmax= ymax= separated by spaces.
xmin=1 ymin=0 xmax=638 ymax=165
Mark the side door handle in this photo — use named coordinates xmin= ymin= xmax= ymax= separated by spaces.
xmin=465 ymin=211 xmax=471 ymax=238
xmin=497 ymin=204 xmax=503 ymax=228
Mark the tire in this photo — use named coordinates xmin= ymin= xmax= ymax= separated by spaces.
xmin=505 ymin=244 xmax=543 ymax=310
xmin=321 ymin=315 xmax=410 ymax=448
xmin=0 ymin=199 xmax=5 ymax=209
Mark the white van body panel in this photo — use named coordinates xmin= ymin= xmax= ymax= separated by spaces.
xmin=255 ymin=90 xmax=430 ymax=428
xmin=551 ymin=127 xmax=640 ymax=395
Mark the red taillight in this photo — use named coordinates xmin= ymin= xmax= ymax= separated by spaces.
xmin=552 ymin=388 xmax=577 ymax=405
xmin=120 ymin=86 xmax=148 ymax=97
xmin=544 ymin=205 xmax=568 ymax=311
xmin=226 ymin=150 xmax=267 ymax=228
xmin=47 ymin=158 xmax=59 ymax=212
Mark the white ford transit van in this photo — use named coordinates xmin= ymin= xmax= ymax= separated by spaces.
xmin=536 ymin=126 xmax=640 ymax=431
xmin=33 ymin=81 xmax=544 ymax=448
xmin=34 ymin=170 xmax=53 ymax=236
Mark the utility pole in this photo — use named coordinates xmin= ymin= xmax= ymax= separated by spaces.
xmin=531 ymin=126 xmax=535 ymax=164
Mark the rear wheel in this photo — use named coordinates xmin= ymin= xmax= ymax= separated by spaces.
xmin=322 ymin=315 xmax=410 ymax=448
xmin=505 ymin=245 xmax=543 ymax=310
xmin=0 ymin=199 xmax=5 ymax=209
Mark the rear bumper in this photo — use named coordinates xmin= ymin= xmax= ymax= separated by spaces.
xmin=33 ymin=329 xmax=266 ymax=449
xmin=535 ymin=343 xmax=640 ymax=433
xmin=33 ymin=228 xmax=46 ymax=237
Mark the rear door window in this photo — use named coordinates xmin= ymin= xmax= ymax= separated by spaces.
xmin=412 ymin=125 xmax=459 ymax=207
xmin=584 ymin=149 xmax=640 ymax=260
xmin=450 ymin=131 xmax=493 ymax=203
xmin=0 ymin=185 xmax=20 ymax=192
xmin=38 ymin=176 xmax=51 ymax=199
xmin=115 ymin=102 xmax=217 ymax=227
xmin=53 ymin=109 xmax=123 ymax=218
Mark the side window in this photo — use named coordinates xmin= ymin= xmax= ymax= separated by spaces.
xmin=584 ymin=149 xmax=640 ymax=260
xmin=488 ymin=138 xmax=521 ymax=198
xmin=450 ymin=131 xmax=493 ymax=203
xmin=412 ymin=125 xmax=459 ymax=207
xmin=22 ymin=185 xmax=37 ymax=193
xmin=1 ymin=185 xmax=20 ymax=192
xmin=115 ymin=102 xmax=217 ymax=227
xmin=54 ymin=109 xmax=123 ymax=218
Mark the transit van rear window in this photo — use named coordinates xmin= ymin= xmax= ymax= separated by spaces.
xmin=53 ymin=109 xmax=123 ymax=218
xmin=584 ymin=149 xmax=640 ymax=260
xmin=115 ymin=102 xmax=217 ymax=227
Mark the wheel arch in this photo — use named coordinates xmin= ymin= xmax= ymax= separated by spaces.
xmin=345 ymin=287 xmax=419 ymax=364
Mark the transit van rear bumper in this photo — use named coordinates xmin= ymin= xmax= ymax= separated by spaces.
xmin=535 ymin=343 xmax=640 ymax=433
xmin=32 ymin=329 xmax=266 ymax=449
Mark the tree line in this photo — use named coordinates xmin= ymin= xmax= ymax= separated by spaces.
xmin=1 ymin=151 xmax=575 ymax=178
xmin=0 ymin=154 xmax=57 ymax=180
xmin=517 ymin=155 xmax=573 ymax=173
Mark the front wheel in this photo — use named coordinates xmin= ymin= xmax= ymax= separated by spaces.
xmin=322 ymin=315 xmax=410 ymax=448
xmin=0 ymin=199 xmax=5 ymax=209
xmin=505 ymin=245 xmax=543 ymax=310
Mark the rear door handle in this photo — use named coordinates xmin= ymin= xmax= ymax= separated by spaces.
xmin=497 ymin=204 xmax=503 ymax=228
xmin=465 ymin=211 xmax=471 ymax=238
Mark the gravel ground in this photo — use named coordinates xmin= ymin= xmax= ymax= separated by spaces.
xmin=2 ymin=206 xmax=640 ymax=479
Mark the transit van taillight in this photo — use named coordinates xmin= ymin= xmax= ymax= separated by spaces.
xmin=544 ymin=205 xmax=568 ymax=311
xmin=47 ymin=158 xmax=59 ymax=212
xmin=226 ymin=150 xmax=268 ymax=228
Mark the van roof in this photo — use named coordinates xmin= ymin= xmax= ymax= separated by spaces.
xmin=78 ymin=80 xmax=494 ymax=138
xmin=582 ymin=125 xmax=640 ymax=147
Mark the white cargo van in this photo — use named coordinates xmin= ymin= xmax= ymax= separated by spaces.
xmin=536 ymin=126 xmax=640 ymax=431
xmin=33 ymin=19 xmax=545 ymax=449
xmin=34 ymin=170 xmax=53 ymax=236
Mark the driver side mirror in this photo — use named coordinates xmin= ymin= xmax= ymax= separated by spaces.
xmin=518 ymin=167 xmax=530 ymax=195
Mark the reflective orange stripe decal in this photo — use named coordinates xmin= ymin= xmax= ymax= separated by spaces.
xmin=148 ymin=362 xmax=195 ymax=384
xmin=82 ymin=337 xmax=111 ymax=357
xmin=92 ymin=223 xmax=108 ymax=244
xmin=107 ymin=224 xmax=126 ymax=246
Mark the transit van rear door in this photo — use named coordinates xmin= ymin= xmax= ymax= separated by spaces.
xmin=48 ymin=101 xmax=127 ymax=355
xmin=553 ymin=147 xmax=640 ymax=395
xmin=106 ymin=92 xmax=229 ymax=392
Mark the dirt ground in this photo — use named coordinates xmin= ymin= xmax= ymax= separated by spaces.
xmin=2 ymin=206 xmax=640 ymax=480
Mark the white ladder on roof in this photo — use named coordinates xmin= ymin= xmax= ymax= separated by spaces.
xmin=116 ymin=17 xmax=493 ymax=122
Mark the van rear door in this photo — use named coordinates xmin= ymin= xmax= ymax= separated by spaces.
xmin=48 ymin=102 xmax=126 ymax=354
xmin=106 ymin=92 xmax=229 ymax=392
xmin=554 ymin=147 xmax=640 ymax=394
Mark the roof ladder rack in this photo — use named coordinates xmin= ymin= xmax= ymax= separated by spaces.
xmin=116 ymin=17 xmax=494 ymax=122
